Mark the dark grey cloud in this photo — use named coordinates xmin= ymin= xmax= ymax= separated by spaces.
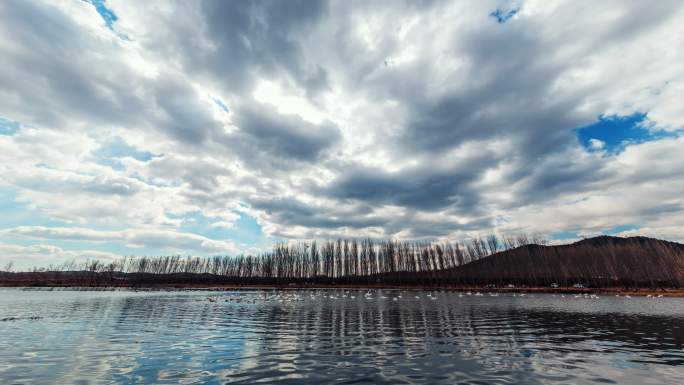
xmin=151 ymin=74 xmax=224 ymax=145
xmin=249 ymin=196 xmax=387 ymax=231
xmin=0 ymin=0 xmax=230 ymax=151
xmin=194 ymin=0 xmax=330 ymax=94
xmin=505 ymin=150 xmax=612 ymax=208
xmin=246 ymin=193 xmax=494 ymax=240
xmin=229 ymin=100 xmax=341 ymax=168
xmin=324 ymin=162 xmax=486 ymax=212
xmin=1 ymin=0 xmax=684 ymax=255
xmin=381 ymin=24 xmax=585 ymax=161
xmin=145 ymin=155 xmax=235 ymax=193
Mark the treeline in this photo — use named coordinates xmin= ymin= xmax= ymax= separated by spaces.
xmin=2 ymin=234 xmax=544 ymax=286
xmin=1 ymin=235 xmax=683 ymax=288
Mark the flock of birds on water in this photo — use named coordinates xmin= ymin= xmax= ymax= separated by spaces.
xmin=205 ymin=291 xmax=666 ymax=303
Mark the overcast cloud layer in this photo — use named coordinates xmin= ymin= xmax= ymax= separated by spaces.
xmin=1 ymin=0 xmax=683 ymax=269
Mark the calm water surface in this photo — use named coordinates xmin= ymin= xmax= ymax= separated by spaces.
xmin=1 ymin=289 xmax=683 ymax=384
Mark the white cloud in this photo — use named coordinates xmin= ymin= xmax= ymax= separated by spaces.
xmin=0 ymin=242 xmax=119 ymax=270
xmin=1 ymin=0 xmax=684 ymax=269
xmin=589 ymin=138 xmax=605 ymax=150
xmin=2 ymin=226 xmax=240 ymax=256
xmin=210 ymin=219 xmax=238 ymax=230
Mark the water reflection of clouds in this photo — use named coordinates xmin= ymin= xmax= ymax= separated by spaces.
xmin=234 ymin=291 xmax=684 ymax=383
xmin=0 ymin=290 xmax=683 ymax=384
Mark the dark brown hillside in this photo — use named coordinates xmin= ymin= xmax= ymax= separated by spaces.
xmin=447 ymin=236 xmax=684 ymax=287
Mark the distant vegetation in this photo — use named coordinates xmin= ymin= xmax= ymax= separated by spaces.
xmin=1 ymin=235 xmax=683 ymax=288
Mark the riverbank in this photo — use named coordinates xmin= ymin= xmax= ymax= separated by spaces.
xmin=3 ymin=282 xmax=683 ymax=297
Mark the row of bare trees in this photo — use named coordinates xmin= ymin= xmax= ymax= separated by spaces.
xmin=2 ymin=235 xmax=682 ymax=287
xmin=1 ymin=234 xmax=543 ymax=285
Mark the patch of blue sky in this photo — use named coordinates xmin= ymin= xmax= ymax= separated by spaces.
xmin=0 ymin=189 xmax=140 ymax=255
xmin=0 ymin=203 xmax=158 ymax=258
xmin=0 ymin=189 xmax=270 ymax=258
xmin=94 ymin=136 xmax=157 ymax=171
xmin=550 ymin=231 xmax=578 ymax=241
xmin=178 ymin=211 xmax=274 ymax=254
xmin=490 ymin=7 xmax=520 ymax=23
xmin=213 ymin=98 xmax=230 ymax=113
xmin=0 ymin=116 xmax=21 ymax=136
xmin=604 ymin=224 xmax=638 ymax=235
xmin=89 ymin=0 xmax=117 ymax=29
xmin=550 ymin=224 xmax=638 ymax=241
xmin=576 ymin=112 xmax=679 ymax=154
xmin=0 ymin=189 xmax=65 ymax=229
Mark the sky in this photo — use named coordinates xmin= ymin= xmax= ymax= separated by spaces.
xmin=1 ymin=0 xmax=683 ymax=269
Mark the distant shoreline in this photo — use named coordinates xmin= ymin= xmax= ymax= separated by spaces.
xmin=2 ymin=283 xmax=683 ymax=297
xmin=4 ymin=235 xmax=684 ymax=292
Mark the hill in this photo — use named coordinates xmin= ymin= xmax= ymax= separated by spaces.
xmin=445 ymin=236 xmax=684 ymax=287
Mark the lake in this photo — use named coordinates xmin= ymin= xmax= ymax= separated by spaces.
xmin=0 ymin=289 xmax=683 ymax=384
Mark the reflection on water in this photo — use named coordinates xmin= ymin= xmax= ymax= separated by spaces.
xmin=1 ymin=289 xmax=683 ymax=384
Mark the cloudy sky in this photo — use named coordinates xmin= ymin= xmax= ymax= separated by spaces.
xmin=1 ymin=0 xmax=683 ymax=269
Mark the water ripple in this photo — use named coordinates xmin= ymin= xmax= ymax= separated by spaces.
xmin=0 ymin=289 xmax=683 ymax=384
